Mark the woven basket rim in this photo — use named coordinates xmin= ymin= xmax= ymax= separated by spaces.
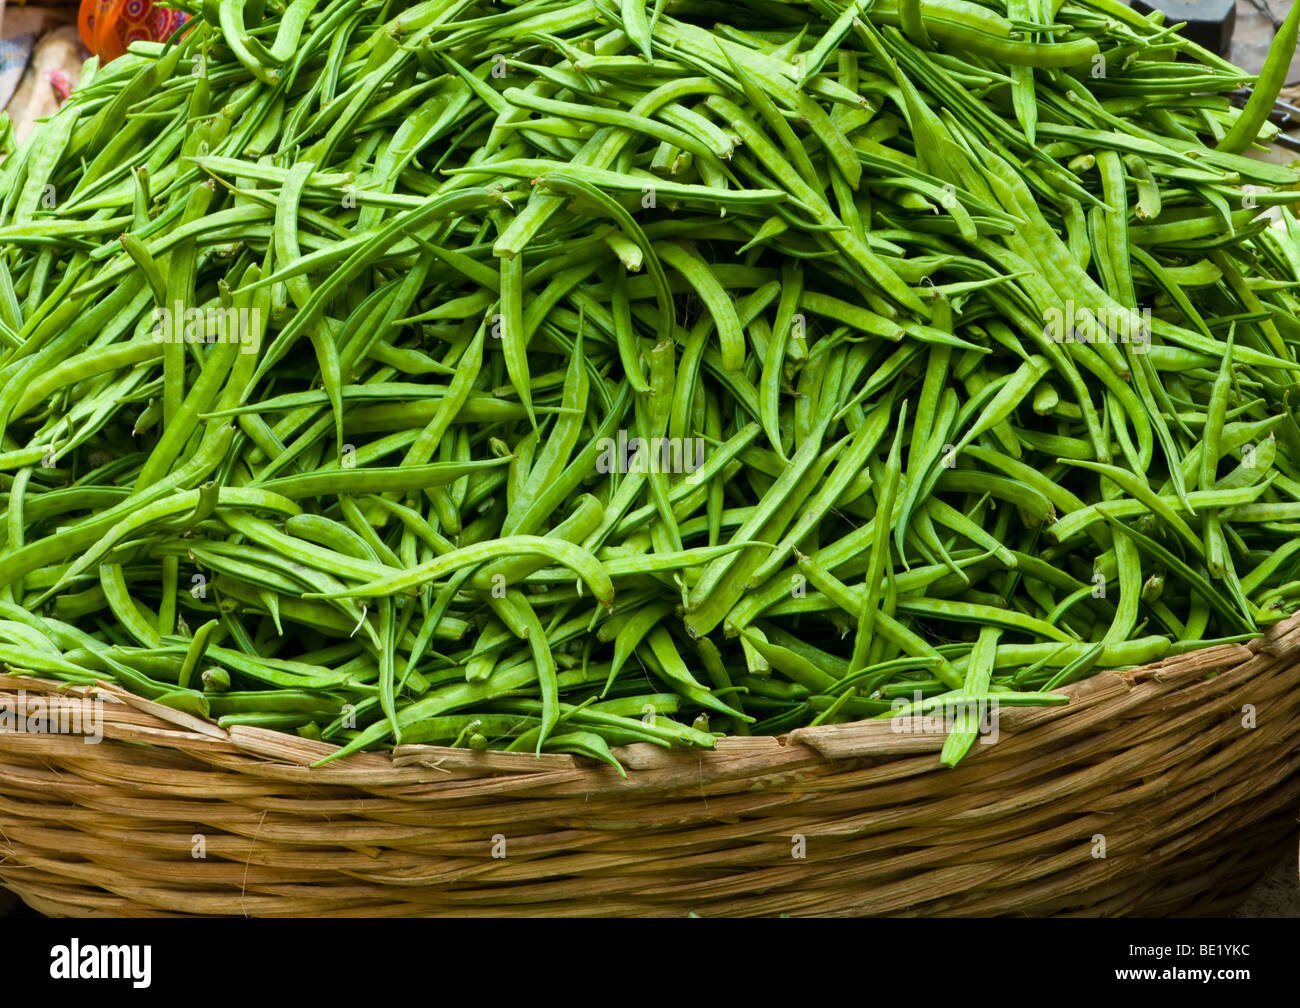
xmin=1 ymin=618 xmax=1292 ymax=786
xmin=2 ymin=617 xmax=1299 ymax=917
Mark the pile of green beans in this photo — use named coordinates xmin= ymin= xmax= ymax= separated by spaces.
xmin=3 ymin=0 xmax=1300 ymax=771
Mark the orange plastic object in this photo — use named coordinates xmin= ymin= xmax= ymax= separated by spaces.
xmin=78 ymin=0 xmax=189 ymax=63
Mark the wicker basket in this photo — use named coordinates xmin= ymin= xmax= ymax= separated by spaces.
xmin=2 ymin=614 xmax=1300 ymax=917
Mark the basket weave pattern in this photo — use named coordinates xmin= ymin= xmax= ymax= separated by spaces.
xmin=2 ymin=616 xmax=1300 ymax=917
